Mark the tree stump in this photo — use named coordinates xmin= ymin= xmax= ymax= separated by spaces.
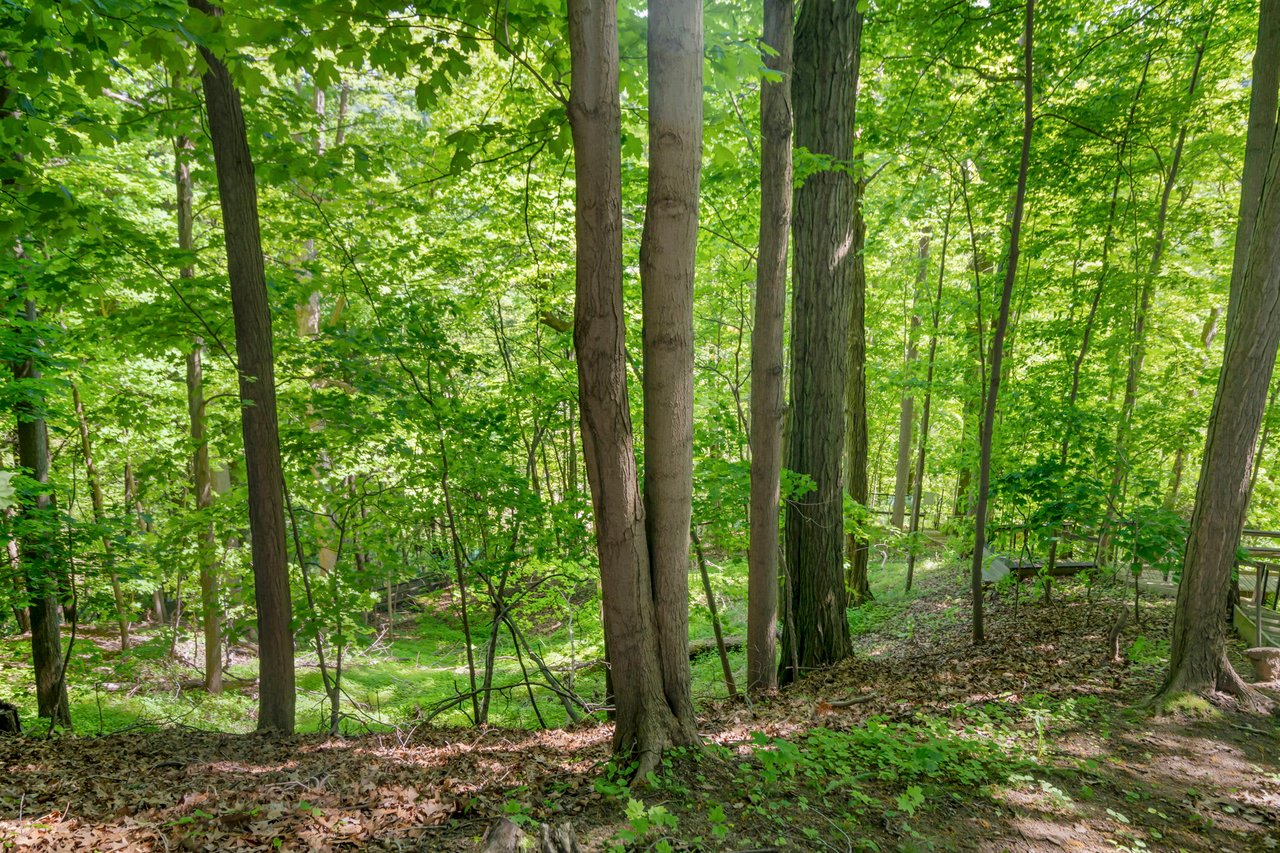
xmin=1244 ymin=647 xmax=1280 ymax=682
xmin=0 ymin=700 xmax=20 ymax=735
xmin=479 ymin=818 xmax=581 ymax=853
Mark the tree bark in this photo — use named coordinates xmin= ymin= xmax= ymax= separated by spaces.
xmin=780 ymin=0 xmax=862 ymax=683
xmin=12 ymin=299 xmax=70 ymax=727
xmin=970 ymin=0 xmax=1034 ymax=645
xmin=640 ymin=0 xmax=702 ymax=732
xmin=567 ymin=0 xmax=697 ymax=775
xmin=1156 ymin=0 xmax=1280 ymax=711
xmin=746 ymin=0 xmax=792 ymax=694
xmin=192 ymin=0 xmax=294 ymax=732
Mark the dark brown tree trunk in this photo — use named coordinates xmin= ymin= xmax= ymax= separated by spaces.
xmin=192 ymin=0 xmax=294 ymax=732
xmin=1156 ymin=0 xmax=1279 ymax=711
xmin=12 ymin=299 xmax=70 ymax=727
xmin=640 ymin=0 xmax=702 ymax=732
xmin=567 ymin=0 xmax=697 ymax=775
xmin=780 ymin=0 xmax=862 ymax=683
xmin=970 ymin=0 xmax=1034 ymax=645
xmin=746 ymin=0 xmax=792 ymax=694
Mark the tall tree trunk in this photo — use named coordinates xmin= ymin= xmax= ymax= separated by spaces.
xmin=192 ymin=0 xmax=295 ymax=732
xmin=843 ymin=190 xmax=871 ymax=605
xmin=639 ymin=0 xmax=702 ymax=728
xmin=906 ymin=198 xmax=953 ymax=591
xmin=970 ymin=0 xmax=1034 ymax=645
xmin=567 ymin=0 xmax=697 ymax=775
xmin=1156 ymin=0 xmax=1279 ymax=711
xmin=12 ymin=299 xmax=70 ymax=727
xmin=71 ymin=383 xmax=130 ymax=652
xmin=175 ymin=131 xmax=222 ymax=695
xmin=746 ymin=0 xmax=792 ymax=694
xmin=1106 ymin=30 xmax=1208 ymax=538
xmin=891 ymin=229 xmax=929 ymax=530
xmin=780 ymin=0 xmax=862 ymax=683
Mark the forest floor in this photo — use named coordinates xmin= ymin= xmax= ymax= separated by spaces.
xmin=2 ymin=559 xmax=1279 ymax=851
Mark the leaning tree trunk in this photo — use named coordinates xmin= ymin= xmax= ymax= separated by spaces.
xmin=191 ymin=0 xmax=295 ymax=732
xmin=746 ymin=0 xmax=793 ymax=694
xmin=1156 ymin=0 xmax=1280 ymax=712
xmin=567 ymin=0 xmax=698 ymax=776
xmin=970 ymin=0 xmax=1035 ymax=645
xmin=12 ymin=299 xmax=70 ymax=727
xmin=640 ymin=0 xmax=702 ymax=733
xmin=780 ymin=0 xmax=862 ymax=683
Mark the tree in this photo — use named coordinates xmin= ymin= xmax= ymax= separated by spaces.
xmin=191 ymin=0 xmax=295 ymax=732
xmin=1156 ymin=0 xmax=1279 ymax=711
xmin=567 ymin=0 xmax=698 ymax=774
xmin=969 ymin=0 xmax=1035 ymax=645
xmin=640 ymin=0 xmax=702 ymax=732
xmin=747 ymin=0 xmax=793 ymax=694
xmin=11 ymin=298 xmax=71 ymax=728
xmin=779 ymin=0 xmax=863 ymax=683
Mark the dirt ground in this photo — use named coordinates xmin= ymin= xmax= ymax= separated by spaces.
xmin=1 ymin=567 xmax=1277 ymax=851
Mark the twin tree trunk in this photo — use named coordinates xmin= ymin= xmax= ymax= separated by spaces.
xmin=192 ymin=0 xmax=294 ymax=732
xmin=1157 ymin=0 xmax=1279 ymax=710
xmin=969 ymin=0 xmax=1035 ymax=645
xmin=567 ymin=0 xmax=698 ymax=773
xmin=779 ymin=0 xmax=862 ymax=684
xmin=640 ymin=0 xmax=702 ymax=729
xmin=746 ymin=0 xmax=793 ymax=693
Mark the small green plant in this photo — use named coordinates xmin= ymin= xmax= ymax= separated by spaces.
xmin=610 ymin=798 xmax=679 ymax=853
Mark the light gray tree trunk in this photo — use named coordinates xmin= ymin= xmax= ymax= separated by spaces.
xmin=640 ymin=0 xmax=702 ymax=731
xmin=970 ymin=0 xmax=1035 ymax=645
xmin=567 ymin=0 xmax=698 ymax=775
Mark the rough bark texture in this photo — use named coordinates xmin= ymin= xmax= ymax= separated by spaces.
xmin=1157 ymin=0 xmax=1280 ymax=710
xmin=640 ymin=0 xmax=701 ymax=731
xmin=780 ymin=0 xmax=861 ymax=683
xmin=746 ymin=0 xmax=793 ymax=694
xmin=568 ymin=0 xmax=697 ymax=773
xmin=12 ymin=300 xmax=70 ymax=727
xmin=970 ymin=0 xmax=1034 ymax=645
xmin=192 ymin=0 xmax=294 ymax=732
